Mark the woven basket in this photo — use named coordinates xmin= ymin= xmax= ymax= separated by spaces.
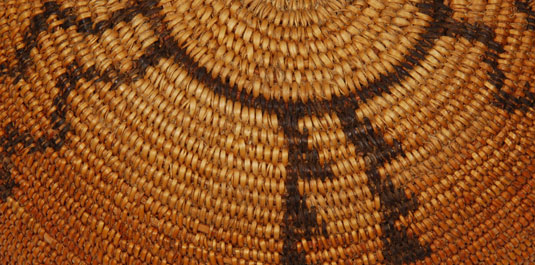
xmin=1 ymin=0 xmax=535 ymax=264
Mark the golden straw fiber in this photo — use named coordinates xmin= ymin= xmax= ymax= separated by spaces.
xmin=1 ymin=0 xmax=535 ymax=264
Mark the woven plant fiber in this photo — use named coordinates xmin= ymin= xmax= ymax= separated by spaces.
xmin=1 ymin=0 xmax=535 ymax=264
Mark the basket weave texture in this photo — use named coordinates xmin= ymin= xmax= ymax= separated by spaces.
xmin=1 ymin=0 xmax=535 ymax=264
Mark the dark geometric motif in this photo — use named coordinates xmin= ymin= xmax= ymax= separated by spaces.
xmin=496 ymin=0 xmax=535 ymax=112
xmin=0 ymin=1 xmax=531 ymax=264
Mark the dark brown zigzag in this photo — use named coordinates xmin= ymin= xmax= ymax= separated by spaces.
xmin=0 ymin=1 xmax=146 ymax=201
xmin=494 ymin=1 xmax=535 ymax=112
xmin=0 ymin=1 xmax=526 ymax=265
xmin=0 ymin=1 xmax=116 ymax=202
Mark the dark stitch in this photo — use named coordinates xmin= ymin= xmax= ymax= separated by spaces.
xmin=0 ymin=63 xmax=7 ymax=76
xmin=516 ymin=1 xmax=535 ymax=30
xmin=0 ymin=157 xmax=17 ymax=202
xmin=76 ymin=17 xmax=94 ymax=33
xmin=493 ymin=83 xmax=535 ymax=112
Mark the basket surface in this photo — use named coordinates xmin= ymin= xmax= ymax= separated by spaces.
xmin=1 ymin=0 xmax=535 ymax=264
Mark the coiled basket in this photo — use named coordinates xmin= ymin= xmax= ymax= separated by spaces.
xmin=1 ymin=0 xmax=535 ymax=264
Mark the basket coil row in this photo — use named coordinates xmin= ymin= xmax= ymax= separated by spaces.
xmin=1 ymin=0 xmax=535 ymax=264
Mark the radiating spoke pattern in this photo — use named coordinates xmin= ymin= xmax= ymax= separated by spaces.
xmin=1 ymin=0 xmax=534 ymax=264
